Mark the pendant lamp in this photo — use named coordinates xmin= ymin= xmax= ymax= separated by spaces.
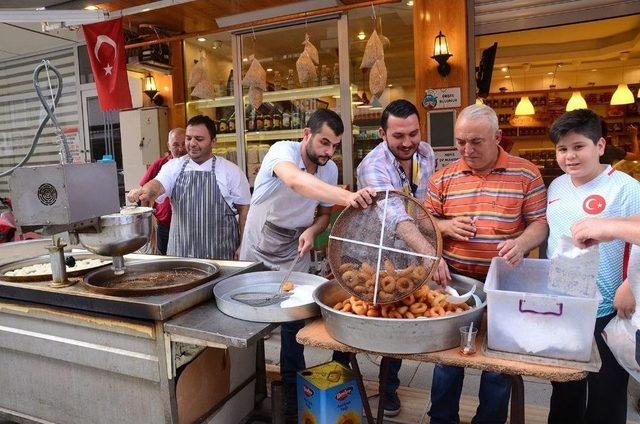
xmin=566 ymin=91 xmax=588 ymax=111
xmin=611 ymin=84 xmax=634 ymax=106
xmin=515 ymin=64 xmax=535 ymax=116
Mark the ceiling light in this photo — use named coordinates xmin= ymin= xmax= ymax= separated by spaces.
xmin=266 ymin=68 xmax=273 ymax=72
xmin=611 ymin=84 xmax=634 ymax=105
xmin=566 ymin=91 xmax=588 ymax=111
xmin=547 ymin=72 xmax=553 ymax=75
xmin=501 ymin=66 xmax=508 ymax=72
xmin=357 ymin=31 xmax=366 ymax=41
xmin=387 ymin=84 xmax=393 ymax=87
xmin=504 ymin=75 xmax=510 ymax=79
xmin=84 ymin=5 xmax=98 ymax=10
xmin=242 ymin=57 xmax=248 ymax=62
xmin=515 ymin=96 xmax=535 ymax=116
xmin=197 ymin=37 xmax=206 ymax=42
xmin=406 ymin=0 xmax=414 ymax=5
xmin=142 ymin=8 xmax=150 ymax=12
xmin=591 ymin=69 xmax=597 ymax=72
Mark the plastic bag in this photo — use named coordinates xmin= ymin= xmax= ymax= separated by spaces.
xmin=242 ymin=55 xmax=267 ymax=91
xmin=248 ymin=86 xmax=264 ymax=109
xmin=369 ymin=59 xmax=387 ymax=97
xmin=360 ymin=29 xmax=384 ymax=70
xmin=296 ymin=50 xmax=317 ymax=85
xmin=603 ymin=316 xmax=640 ymax=382
xmin=302 ymin=33 xmax=319 ymax=65
xmin=548 ymin=236 xmax=599 ymax=298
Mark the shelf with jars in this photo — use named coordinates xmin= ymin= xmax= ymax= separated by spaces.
xmin=187 ymin=84 xmax=341 ymax=110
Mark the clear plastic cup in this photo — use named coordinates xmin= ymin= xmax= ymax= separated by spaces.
xmin=459 ymin=325 xmax=478 ymax=356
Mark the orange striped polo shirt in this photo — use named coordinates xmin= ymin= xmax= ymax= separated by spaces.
xmin=426 ymin=147 xmax=547 ymax=279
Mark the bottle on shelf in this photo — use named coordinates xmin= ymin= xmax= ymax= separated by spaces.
xmin=228 ymin=111 xmax=235 ymax=133
xmin=273 ymin=108 xmax=282 ymax=131
xmin=263 ymin=111 xmax=272 ymax=131
xmin=273 ymin=71 xmax=281 ymax=91
xmin=226 ymin=69 xmax=234 ymax=97
xmin=287 ymin=69 xmax=295 ymax=90
xmin=219 ymin=116 xmax=228 ymax=133
xmin=246 ymin=106 xmax=256 ymax=132
xmin=282 ymin=109 xmax=291 ymax=130
xmin=256 ymin=113 xmax=264 ymax=131
xmin=291 ymin=102 xmax=301 ymax=129
xmin=333 ymin=63 xmax=340 ymax=85
xmin=321 ymin=65 xmax=328 ymax=86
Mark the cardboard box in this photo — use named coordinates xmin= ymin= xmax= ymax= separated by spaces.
xmin=297 ymin=361 xmax=363 ymax=424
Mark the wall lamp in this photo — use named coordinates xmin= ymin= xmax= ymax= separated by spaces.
xmin=143 ymin=74 xmax=158 ymax=100
xmin=431 ymin=31 xmax=452 ymax=77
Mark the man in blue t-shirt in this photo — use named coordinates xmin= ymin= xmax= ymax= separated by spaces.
xmin=546 ymin=109 xmax=640 ymax=424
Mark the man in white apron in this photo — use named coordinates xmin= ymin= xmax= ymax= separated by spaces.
xmin=127 ymin=115 xmax=251 ymax=260
xmin=240 ymin=109 xmax=375 ymax=421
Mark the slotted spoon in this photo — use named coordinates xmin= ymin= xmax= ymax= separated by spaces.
xmin=231 ymin=255 xmax=299 ymax=307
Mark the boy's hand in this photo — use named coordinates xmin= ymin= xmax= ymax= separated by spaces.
xmin=571 ymin=218 xmax=614 ymax=248
xmin=614 ymin=279 xmax=635 ymax=319
xmin=497 ymin=238 xmax=525 ymax=266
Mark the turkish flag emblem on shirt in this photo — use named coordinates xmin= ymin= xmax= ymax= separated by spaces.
xmin=82 ymin=17 xmax=132 ymax=112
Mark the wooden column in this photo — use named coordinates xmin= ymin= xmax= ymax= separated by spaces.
xmin=169 ymin=40 xmax=186 ymax=130
xmin=413 ymin=0 xmax=470 ymax=136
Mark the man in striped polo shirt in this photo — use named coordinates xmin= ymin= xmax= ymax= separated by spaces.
xmin=426 ymin=104 xmax=548 ymax=424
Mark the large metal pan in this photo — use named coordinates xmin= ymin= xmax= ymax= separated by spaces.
xmin=82 ymin=258 xmax=220 ymax=296
xmin=214 ymin=271 xmax=328 ymax=323
xmin=313 ymin=274 xmax=486 ymax=354
xmin=0 ymin=252 xmax=111 ymax=283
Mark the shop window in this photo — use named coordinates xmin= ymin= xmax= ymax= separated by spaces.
xmin=347 ymin=4 xmax=415 ymax=180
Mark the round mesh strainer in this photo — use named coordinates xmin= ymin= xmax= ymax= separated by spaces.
xmin=328 ymin=190 xmax=442 ymax=304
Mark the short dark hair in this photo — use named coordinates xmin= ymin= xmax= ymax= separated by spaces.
xmin=306 ymin=108 xmax=344 ymax=137
xmin=186 ymin=115 xmax=217 ymax=139
xmin=549 ymin=109 xmax=602 ymax=145
xmin=381 ymin=99 xmax=420 ymax=131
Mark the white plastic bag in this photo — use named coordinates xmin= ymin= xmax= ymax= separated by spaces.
xmin=603 ymin=316 xmax=640 ymax=382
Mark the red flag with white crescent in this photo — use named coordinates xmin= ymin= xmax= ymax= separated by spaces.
xmin=82 ymin=17 xmax=132 ymax=112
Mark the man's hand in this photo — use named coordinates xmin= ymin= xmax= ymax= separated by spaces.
xmin=234 ymin=246 xmax=241 ymax=260
xmin=298 ymin=228 xmax=315 ymax=256
xmin=571 ymin=218 xmax=614 ymax=249
xmin=348 ymin=187 xmax=376 ymax=209
xmin=439 ymin=217 xmax=476 ymax=241
xmin=497 ymin=238 xmax=525 ymax=266
xmin=614 ymin=280 xmax=635 ymax=319
xmin=431 ymin=258 xmax=452 ymax=286
xmin=127 ymin=187 xmax=155 ymax=204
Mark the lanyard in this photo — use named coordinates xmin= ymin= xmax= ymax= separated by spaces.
xmin=396 ymin=153 xmax=421 ymax=197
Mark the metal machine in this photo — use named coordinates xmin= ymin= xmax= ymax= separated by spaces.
xmin=5 ymin=61 xmax=151 ymax=285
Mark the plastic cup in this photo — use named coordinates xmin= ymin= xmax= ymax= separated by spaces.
xmin=459 ymin=325 xmax=478 ymax=356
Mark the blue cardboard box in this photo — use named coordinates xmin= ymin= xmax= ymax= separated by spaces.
xmin=297 ymin=361 xmax=363 ymax=424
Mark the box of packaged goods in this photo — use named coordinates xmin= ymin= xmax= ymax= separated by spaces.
xmin=247 ymin=162 xmax=261 ymax=186
xmin=297 ymin=361 xmax=363 ymax=424
xmin=485 ymin=257 xmax=598 ymax=361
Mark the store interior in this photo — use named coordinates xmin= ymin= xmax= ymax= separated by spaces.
xmin=476 ymin=14 xmax=640 ymax=183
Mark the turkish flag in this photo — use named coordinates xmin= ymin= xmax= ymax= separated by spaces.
xmin=82 ymin=17 xmax=132 ymax=112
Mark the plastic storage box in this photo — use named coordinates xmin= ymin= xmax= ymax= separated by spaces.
xmin=485 ymin=257 xmax=598 ymax=362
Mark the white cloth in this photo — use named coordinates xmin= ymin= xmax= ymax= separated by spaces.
xmin=155 ymin=156 xmax=251 ymax=212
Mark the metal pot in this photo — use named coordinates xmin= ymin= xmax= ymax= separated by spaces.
xmin=78 ymin=211 xmax=152 ymax=257
xmin=313 ymin=274 xmax=486 ymax=354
